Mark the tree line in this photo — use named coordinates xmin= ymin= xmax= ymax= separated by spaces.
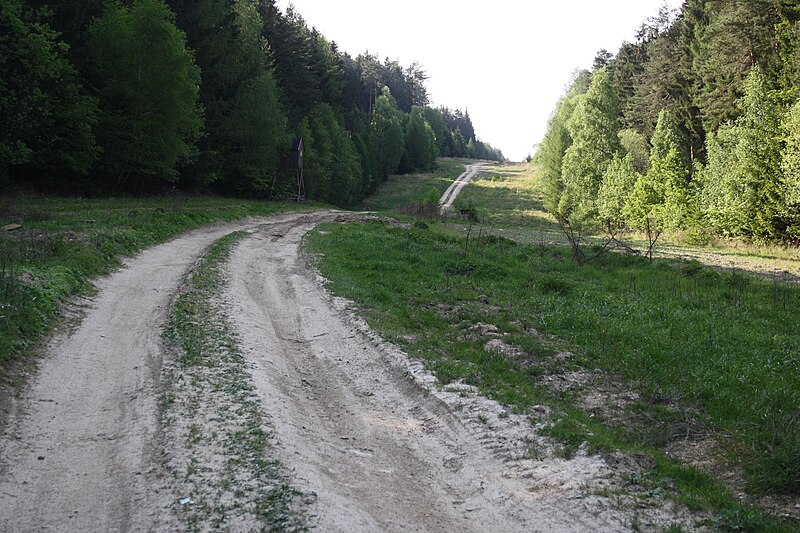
xmin=0 ymin=0 xmax=504 ymax=206
xmin=536 ymin=1 xmax=800 ymax=244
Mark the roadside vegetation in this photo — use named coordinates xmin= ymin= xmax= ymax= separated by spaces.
xmin=163 ymin=231 xmax=307 ymax=531
xmin=0 ymin=196 xmax=311 ymax=376
xmin=306 ymin=218 xmax=799 ymax=531
xmin=305 ymin=152 xmax=800 ymax=530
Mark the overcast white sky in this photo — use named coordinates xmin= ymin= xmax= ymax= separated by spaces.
xmin=276 ymin=0 xmax=684 ymax=161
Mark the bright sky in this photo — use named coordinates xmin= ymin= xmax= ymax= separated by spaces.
xmin=276 ymin=0 xmax=684 ymax=161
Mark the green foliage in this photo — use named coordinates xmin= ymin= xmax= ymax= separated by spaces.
xmin=535 ymin=70 xmax=590 ymax=215
xmin=422 ymin=107 xmax=450 ymax=157
xmin=781 ymin=98 xmax=800 ymax=235
xmin=301 ymin=103 xmax=362 ymax=207
xmin=559 ymin=68 xmax=621 ymax=227
xmin=371 ymin=86 xmax=405 ymax=179
xmin=87 ymin=0 xmax=201 ymax=191
xmin=401 ymin=107 xmax=438 ymax=172
xmin=596 ymin=154 xmax=639 ymax=228
xmin=650 ymin=110 xmax=690 ymax=172
xmin=701 ymin=67 xmax=786 ymax=240
xmin=0 ymin=0 xmax=98 ymax=184
xmin=650 ymin=110 xmax=692 ymax=229
xmin=617 ymin=129 xmax=650 ymax=174
xmin=623 ymin=164 xmax=664 ymax=231
xmin=691 ymin=0 xmax=784 ymax=134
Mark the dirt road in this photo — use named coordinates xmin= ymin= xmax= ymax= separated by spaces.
xmin=0 ymin=211 xmax=694 ymax=532
xmin=438 ymin=162 xmax=487 ymax=214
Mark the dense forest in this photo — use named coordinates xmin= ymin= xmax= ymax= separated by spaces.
xmin=0 ymin=0 xmax=504 ymax=206
xmin=536 ymin=0 xmax=800 ymax=244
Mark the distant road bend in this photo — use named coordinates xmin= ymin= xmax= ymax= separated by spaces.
xmin=438 ymin=162 xmax=487 ymax=214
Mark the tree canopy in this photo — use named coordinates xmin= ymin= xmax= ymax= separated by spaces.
xmin=1 ymin=0 xmax=504 ymax=204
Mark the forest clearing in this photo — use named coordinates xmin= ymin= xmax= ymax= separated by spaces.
xmin=3 ymin=0 xmax=800 ymax=531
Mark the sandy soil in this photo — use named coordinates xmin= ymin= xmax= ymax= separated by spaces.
xmin=439 ymin=162 xmax=487 ymax=213
xmin=0 ymin=210 xmax=699 ymax=532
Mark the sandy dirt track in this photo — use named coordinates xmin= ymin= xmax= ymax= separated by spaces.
xmin=0 ymin=213 xmax=310 ymax=532
xmin=0 ymin=210 xmax=695 ymax=532
xmin=438 ymin=162 xmax=487 ymax=213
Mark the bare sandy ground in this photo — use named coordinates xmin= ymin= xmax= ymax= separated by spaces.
xmin=0 ymin=210 xmax=698 ymax=532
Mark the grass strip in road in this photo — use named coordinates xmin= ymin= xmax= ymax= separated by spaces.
xmin=0 ymin=196 xmax=316 ymax=376
xmin=305 ymin=220 xmax=800 ymax=532
xmin=163 ymin=231 xmax=307 ymax=532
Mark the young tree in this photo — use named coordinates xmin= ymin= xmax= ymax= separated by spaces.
xmin=422 ymin=107 xmax=450 ymax=157
xmin=618 ymin=129 xmax=650 ymax=174
xmin=88 ymin=0 xmax=201 ymax=191
xmin=623 ymin=162 xmax=667 ymax=261
xmin=535 ymin=70 xmax=590 ymax=214
xmin=370 ymin=86 xmax=405 ymax=178
xmin=650 ymin=110 xmax=692 ymax=228
xmin=0 ymin=0 xmax=98 ymax=187
xmin=782 ymin=98 xmax=800 ymax=237
xmin=596 ymin=154 xmax=640 ymax=231
xmin=701 ymin=67 xmax=786 ymax=239
xmin=559 ymin=68 xmax=621 ymax=227
xmin=402 ymin=107 xmax=437 ymax=172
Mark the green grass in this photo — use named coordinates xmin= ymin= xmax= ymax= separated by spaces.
xmin=454 ymin=163 xmax=560 ymax=231
xmin=357 ymin=158 xmax=474 ymax=211
xmin=305 ymin=220 xmax=800 ymax=531
xmin=0 ymin=195 xmax=316 ymax=374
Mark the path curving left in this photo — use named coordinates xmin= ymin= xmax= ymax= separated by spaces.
xmin=0 ymin=211 xmax=320 ymax=533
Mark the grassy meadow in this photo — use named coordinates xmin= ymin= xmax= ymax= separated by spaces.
xmin=305 ymin=160 xmax=800 ymax=531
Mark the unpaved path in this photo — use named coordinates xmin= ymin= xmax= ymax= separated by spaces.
xmin=439 ymin=162 xmax=487 ymax=213
xmin=0 ymin=212 xmax=316 ymax=532
xmin=0 ymin=210 xmax=695 ymax=532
